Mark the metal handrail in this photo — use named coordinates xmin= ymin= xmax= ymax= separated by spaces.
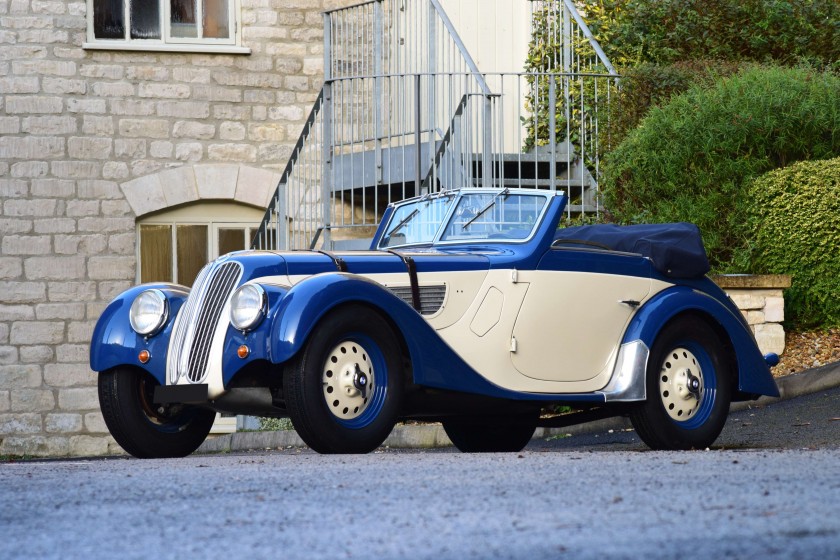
xmin=428 ymin=0 xmax=492 ymax=96
xmin=562 ymin=0 xmax=617 ymax=75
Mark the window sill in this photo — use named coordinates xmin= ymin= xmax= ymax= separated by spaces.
xmin=82 ymin=42 xmax=251 ymax=55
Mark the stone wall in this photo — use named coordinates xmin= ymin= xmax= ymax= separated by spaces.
xmin=712 ymin=274 xmax=791 ymax=356
xmin=0 ymin=0 xmax=356 ymax=456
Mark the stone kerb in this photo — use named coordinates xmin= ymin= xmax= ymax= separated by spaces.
xmin=712 ymin=274 xmax=792 ymax=356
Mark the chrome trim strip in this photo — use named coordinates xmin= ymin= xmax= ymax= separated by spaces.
xmin=597 ymin=340 xmax=649 ymax=402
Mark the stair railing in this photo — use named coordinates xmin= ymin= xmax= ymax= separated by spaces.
xmin=252 ymin=0 xmax=619 ymax=250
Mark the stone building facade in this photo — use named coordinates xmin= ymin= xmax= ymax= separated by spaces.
xmin=0 ymin=0 xmax=357 ymax=456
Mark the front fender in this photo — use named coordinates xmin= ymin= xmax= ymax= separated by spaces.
xmin=267 ymin=273 xmax=418 ymax=364
xmin=89 ymin=283 xmax=189 ymax=384
xmin=623 ymin=286 xmax=779 ymax=399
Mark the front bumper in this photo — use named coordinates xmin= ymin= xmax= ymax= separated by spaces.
xmin=154 ymin=384 xmax=209 ymax=404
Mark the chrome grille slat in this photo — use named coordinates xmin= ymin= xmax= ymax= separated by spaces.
xmin=186 ymin=262 xmax=241 ymax=382
xmin=167 ymin=260 xmax=243 ymax=385
xmin=387 ymin=285 xmax=447 ymax=316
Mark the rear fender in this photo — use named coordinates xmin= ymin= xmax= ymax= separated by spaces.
xmin=623 ymin=286 xmax=779 ymax=399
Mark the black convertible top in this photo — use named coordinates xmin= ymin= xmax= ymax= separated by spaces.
xmin=553 ymin=222 xmax=710 ymax=278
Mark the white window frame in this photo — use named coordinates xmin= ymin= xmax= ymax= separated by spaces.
xmin=83 ymin=0 xmax=250 ymax=54
xmin=136 ymin=203 xmax=265 ymax=284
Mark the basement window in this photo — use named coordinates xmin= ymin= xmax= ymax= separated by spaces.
xmin=83 ymin=0 xmax=250 ymax=53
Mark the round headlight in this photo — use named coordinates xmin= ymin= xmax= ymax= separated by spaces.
xmin=129 ymin=289 xmax=169 ymax=337
xmin=230 ymin=284 xmax=267 ymax=332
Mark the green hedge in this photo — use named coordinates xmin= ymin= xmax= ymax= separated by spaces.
xmin=739 ymin=158 xmax=840 ymax=327
xmin=606 ymin=60 xmax=741 ymax=151
xmin=582 ymin=0 xmax=840 ymax=69
xmin=601 ymin=65 xmax=840 ymax=270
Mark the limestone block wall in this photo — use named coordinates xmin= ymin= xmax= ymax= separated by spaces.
xmin=0 ymin=0 xmax=357 ymax=457
xmin=712 ymin=275 xmax=791 ymax=356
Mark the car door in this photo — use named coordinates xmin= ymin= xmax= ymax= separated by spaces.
xmin=510 ymin=247 xmax=653 ymax=386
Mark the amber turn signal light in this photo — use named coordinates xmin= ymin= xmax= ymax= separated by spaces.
xmin=237 ymin=345 xmax=250 ymax=359
xmin=138 ymin=350 xmax=150 ymax=364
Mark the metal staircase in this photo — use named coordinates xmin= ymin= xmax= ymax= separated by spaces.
xmin=252 ymin=0 xmax=618 ymax=251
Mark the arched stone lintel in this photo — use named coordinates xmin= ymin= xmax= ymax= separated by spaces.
xmin=120 ymin=164 xmax=282 ymax=218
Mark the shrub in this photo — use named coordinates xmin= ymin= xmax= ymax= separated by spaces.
xmin=738 ymin=158 xmax=840 ymax=327
xmin=606 ymin=60 xmax=741 ymax=149
xmin=582 ymin=0 xmax=840 ymax=69
xmin=601 ymin=65 xmax=840 ymax=270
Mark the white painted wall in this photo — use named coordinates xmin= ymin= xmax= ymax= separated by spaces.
xmin=438 ymin=0 xmax=531 ymax=73
xmin=438 ymin=0 xmax=533 ymax=152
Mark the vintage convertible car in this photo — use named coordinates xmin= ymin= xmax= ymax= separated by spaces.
xmin=91 ymin=188 xmax=779 ymax=457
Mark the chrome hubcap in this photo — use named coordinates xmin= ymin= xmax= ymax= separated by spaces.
xmin=659 ymin=347 xmax=704 ymax=421
xmin=322 ymin=341 xmax=375 ymax=420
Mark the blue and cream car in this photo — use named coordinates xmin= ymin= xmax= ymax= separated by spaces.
xmin=91 ymin=189 xmax=779 ymax=456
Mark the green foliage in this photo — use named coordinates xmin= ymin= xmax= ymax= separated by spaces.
xmin=601 ymin=65 xmax=840 ymax=270
xmin=581 ymin=0 xmax=840 ymax=69
xmin=605 ymin=60 xmax=742 ymax=151
xmin=738 ymin=158 xmax=840 ymax=327
xmin=523 ymin=5 xmax=617 ymax=154
xmin=259 ymin=417 xmax=294 ymax=431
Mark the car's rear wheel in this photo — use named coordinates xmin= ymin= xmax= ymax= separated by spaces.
xmin=98 ymin=367 xmax=216 ymax=458
xmin=629 ymin=316 xmax=732 ymax=450
xmin=443 ymin=415 xmax=537 ymax=452
xmin=283 ymin=305 xmax=403 ymax=454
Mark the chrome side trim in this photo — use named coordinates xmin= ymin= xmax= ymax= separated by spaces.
xmin=597 ymin=340 xmax=649 ymax=402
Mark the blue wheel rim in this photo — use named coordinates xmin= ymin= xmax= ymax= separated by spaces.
xmin=659 ymin=340 xmax=717 ymax=430
xmin=322 ymin=332 xmax=388 ymax=430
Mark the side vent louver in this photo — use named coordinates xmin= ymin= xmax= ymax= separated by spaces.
xmin=387 ymin=285 xmax=446 ymax=316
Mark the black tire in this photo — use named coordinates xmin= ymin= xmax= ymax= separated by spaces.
xmin=629 ymin=316 xmax=732 ymax=450
xmin=443 ymin=415 xmax=537 ymax=453
xmin=283 ymin=305 xmax=404 ymax=454
xmin=98 ymin=367 xmax=216 ymax=458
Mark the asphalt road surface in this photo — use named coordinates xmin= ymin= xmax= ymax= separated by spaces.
xmin=2 ymin=387 xmax=838 ymax=560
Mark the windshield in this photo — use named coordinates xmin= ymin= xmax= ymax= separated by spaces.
xmin=380 ymin=193 xmax=457 ymax=247
xmin=440 ymin=192 xmax=547 ymax=242
xmin=379 ymin=190 xmax=549 ymax=248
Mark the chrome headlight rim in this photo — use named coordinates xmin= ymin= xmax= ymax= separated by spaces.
xmin=230 ymin=283 xmax=267 ymax=332
xmin=129 ymin=289 xmax=169 ymax=337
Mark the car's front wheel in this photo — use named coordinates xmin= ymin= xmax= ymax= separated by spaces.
xmin=443 ymin=415 xmax=537 ymax=452
xmin=283 ymin=305 xmax=404 ymax=454
xmin=98 ymin=367 xmax=216 ymax=458
xmin=629 ymin=316 xmax=732 ymax=450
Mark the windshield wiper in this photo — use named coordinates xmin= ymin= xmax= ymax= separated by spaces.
xmin=384 ymin=207 xmax=420 ymax=241
xmin=463 ymin=188 xmax=510 ymax=230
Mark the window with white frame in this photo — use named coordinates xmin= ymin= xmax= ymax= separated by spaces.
xmin=85 ymin=0 xmax=249 ymax=53
xmin=136 ymin=202 xmax=269 ymax=286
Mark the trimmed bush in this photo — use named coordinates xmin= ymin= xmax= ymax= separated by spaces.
xmin=601 ymin=65 xmax=840 ymax=270
xmin=739 ymin=158 xmax=840 ymax=327
xmin=582 ymin=0 xmax=840 ymax=69
xmin=606 ymin=60 xmax=741 ymax=150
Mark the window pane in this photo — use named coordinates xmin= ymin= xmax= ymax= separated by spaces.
xmin=177 ymin=225 xmax=208 ymax=286
xmin=131 ymin=0 xmax=161 ymax=39
xmin=218 ymin=228 xmax=245 ymax=256
xmin=140 ymin=225 xmax=173 ymax=283
xmin=203 ymin=0 xmax=229 ymax=39
xmin=170 ymin=0 xmax=198 ymax=38
xmin=93 ymin=0 xmax=125 ymax=39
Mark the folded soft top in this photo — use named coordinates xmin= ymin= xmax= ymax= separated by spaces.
xmin=553 ymin=222 xmax=710 ymax=278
